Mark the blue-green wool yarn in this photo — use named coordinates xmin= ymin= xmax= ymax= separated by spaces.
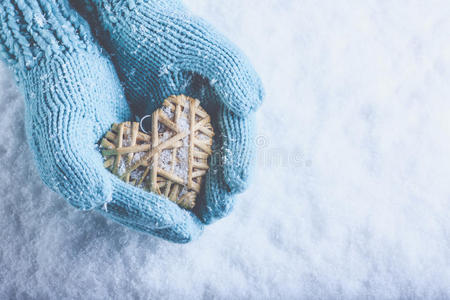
xmin=0 ymin=0 xmax=263 ymax=242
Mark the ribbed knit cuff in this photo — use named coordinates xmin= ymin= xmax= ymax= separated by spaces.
xmin=0 ymin=0 xmax=95 ymax=71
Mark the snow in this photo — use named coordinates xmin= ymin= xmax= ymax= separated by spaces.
xmin=197 ymin=133 xmax=209 ymax=141
xmin=162 ymin=105 xmax=174 ymax=119
xmin=158 ymin=101 xmax=191 ymax=182
xmin=130 ymin=151 xmax=145 ymax=165
xmin=117 ymin=158 xmax=127 ymax=176
xmin=1 ymin=0 xmax=450 ymax=298
xmin=177 ymin=115 xmax=189 ymax=133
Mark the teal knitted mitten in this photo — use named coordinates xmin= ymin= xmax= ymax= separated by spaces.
xmin=0 ymin=0 xmax=203 ymax=242
xmin=71 ymin=0 xmax=264 ymax=223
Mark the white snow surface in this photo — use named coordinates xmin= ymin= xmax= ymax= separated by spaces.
xmin=1 ymin=0 xmax=450 ymax=298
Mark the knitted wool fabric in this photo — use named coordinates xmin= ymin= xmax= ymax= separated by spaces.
xmin=0 ymin=0 xmax=263 ymax=240
xmin=0 ymin=0 xmax=203 ymax=243
xmin=71 ymin=0 xmax=264 ymax=116
xmin=70 ymin=0 xmax=263 ymax=223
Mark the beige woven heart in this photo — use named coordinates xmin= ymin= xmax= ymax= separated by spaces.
xmin=100 ymin=95 xmax=215 ymax=209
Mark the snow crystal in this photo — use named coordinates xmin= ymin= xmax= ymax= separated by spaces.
xmin=162 ymin=105 xmax=174 ymax=119
xmin=197 ymin=133 xmax=209 ymax=141
xmin=177 ymin=116 xmax=189 ymax=133
xmin=122 ymin=128 xmax=132 ymax=147
xmin=177 ymin=140 xmax=189 ymax=160
xmin=34 ymin=13 xmax=46 ymax=27
xmin=116 ymin=132 xmax=147 ymax=178
xmin=179 ymin=186 xmax=188 ymax=197
xmin=158 ymin=64 xmax=170 ymax=76
xmin=158 ymin=136 xmax=189 ymax=182
xmin=130 ymin=168 xmax=145 ymax=182
xmin=156 ymin=101 xmax=191 ymax=182
xmin=130 ymin=152 xmax=145 ymax=165
xmin=117 ymin=158 xmax=127 ymax=176
xmin=160 ymin=131 xmax=172 ymax=143
xmin=183 ymin=103 xmax=190 ymax=115
xmin=175 ymin=137 xmax=190 ymax=182
xmin=159 ymin=149 xmax=173 ymax=172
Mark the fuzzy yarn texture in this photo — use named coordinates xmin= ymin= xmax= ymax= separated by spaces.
xmin=0 ymin=0 xmax=263 ymax=242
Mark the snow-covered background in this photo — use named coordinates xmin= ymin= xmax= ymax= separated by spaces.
xmin=1 ymin=0 xmax=450 ymax=298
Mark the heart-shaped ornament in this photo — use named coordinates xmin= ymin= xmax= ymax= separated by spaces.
xmin=100 ymin=95 xmax=215 ymax=210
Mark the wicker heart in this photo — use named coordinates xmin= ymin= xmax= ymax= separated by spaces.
xmin=100 ymin=95 xmax=215 ymax=210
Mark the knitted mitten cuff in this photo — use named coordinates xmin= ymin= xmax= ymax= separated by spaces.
xmin=0 ymin=0 xmax=95 ymax=72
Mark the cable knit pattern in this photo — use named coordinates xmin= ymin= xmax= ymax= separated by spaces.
xmin=0 ymin=0 xmax=93 ymax=70
xmin=71 ymin=0 xmax=264 ymax=224
xmin=0 ymin=0 xmax=204 ymax=243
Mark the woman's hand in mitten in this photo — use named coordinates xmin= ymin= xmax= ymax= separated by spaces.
xmin=0 ymin=0 xmax=203 ymax=242
xmin=70 ymin=0 xmax=265 ymax=223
